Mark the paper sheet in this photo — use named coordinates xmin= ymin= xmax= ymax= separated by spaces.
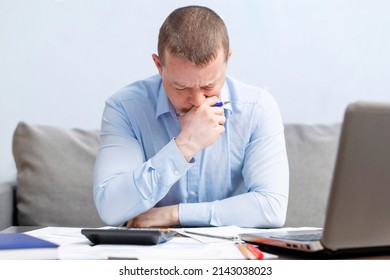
xmin=175 ymin=225 xmax=266 ymax=242
xmin=23 ymin=226 xmax=279 ymax=260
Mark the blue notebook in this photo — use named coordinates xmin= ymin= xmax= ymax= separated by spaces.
xmin=0 ymin=233 xmax=59 ymax=259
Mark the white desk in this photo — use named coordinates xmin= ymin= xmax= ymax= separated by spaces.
xmin=3 ymin=226 xmax=390 ymax=260
xmin=2 ymin=226 xmax=278 ymax=260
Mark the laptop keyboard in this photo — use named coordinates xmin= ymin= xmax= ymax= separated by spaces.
xmin=271 ymin=232 xmax=322 ymax=242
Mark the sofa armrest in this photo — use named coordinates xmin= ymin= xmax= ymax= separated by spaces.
xmin=0 ymin=182 xmax=16 ymax=231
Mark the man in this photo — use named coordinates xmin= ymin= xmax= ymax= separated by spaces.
xmin=94 ymin=6 xmax=289 ymax=228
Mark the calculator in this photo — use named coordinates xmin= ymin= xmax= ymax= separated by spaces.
xmin=81 ymin=227 xmax=177 ymax=245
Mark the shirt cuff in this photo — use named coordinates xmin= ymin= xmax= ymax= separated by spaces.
xmin=179 ymin=201 xmax=214 ymax=226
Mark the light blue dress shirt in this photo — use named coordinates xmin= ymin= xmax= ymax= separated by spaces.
xmin=94 ymin=74 xmax=289 ymax=227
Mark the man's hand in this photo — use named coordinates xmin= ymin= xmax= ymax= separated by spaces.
xmin=175 ymin=96 xmax=226 ymax=161
xmin=126 ymin=205 xmax=179 ymax=228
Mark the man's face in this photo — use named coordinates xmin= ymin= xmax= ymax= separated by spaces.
xmin=152 ymin=49 xmax=231 ymax=115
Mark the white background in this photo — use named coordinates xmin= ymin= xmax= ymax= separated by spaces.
xmin=1 ymin=0 xmax=390 ymax=183
xmin=0 ymin=260 xmax=388 ymax=279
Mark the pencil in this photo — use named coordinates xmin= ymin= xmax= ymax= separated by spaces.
xmin=236 ymin=242 xmax=256 ymax=260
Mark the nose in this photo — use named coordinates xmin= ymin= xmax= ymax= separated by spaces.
xmin=190 ymin=88 xmax=206 ymax=107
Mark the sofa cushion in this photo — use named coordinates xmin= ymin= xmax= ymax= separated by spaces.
xmin=284 ymin=123 xmax=341 ymax=228
xmin=12 ymin=122 xmax=105 ymax=227
xmin=0 ymin=183 xmax=16 ymax=230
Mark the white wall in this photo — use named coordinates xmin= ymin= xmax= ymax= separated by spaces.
xmin=1 ymin=0 xmax=390 ymax=183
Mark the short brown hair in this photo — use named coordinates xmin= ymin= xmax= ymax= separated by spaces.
xmin=158 ymin=6 xmax=230 ymax=66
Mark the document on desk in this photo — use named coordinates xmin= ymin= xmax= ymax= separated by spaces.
xmin=176 ymin=225 xmax=268 ymax=243
xmin=24 ymin=226 xmax=91 ymax=245
xmin=22 ymin=226 xmax=279 ymax=259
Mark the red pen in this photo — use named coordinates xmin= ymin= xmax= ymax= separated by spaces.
xmin=245 ymin=243 xmax=264 ymax=260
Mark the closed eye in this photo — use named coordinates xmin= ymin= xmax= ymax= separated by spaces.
xmin=201 ymin=85 xmax=215 ymax=92
xmin=175 ymin=87 xmax=188 ymax=92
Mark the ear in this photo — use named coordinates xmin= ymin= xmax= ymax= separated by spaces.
xmin=227 ymin=48 xmax=232 ymax=62
xmin=152 ymin=54 xmax=163 ymax=75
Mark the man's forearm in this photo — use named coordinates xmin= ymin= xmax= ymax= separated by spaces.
xmin=127 ymin=205 xmax=180 ymax=227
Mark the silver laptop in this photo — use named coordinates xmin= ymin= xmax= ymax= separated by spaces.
xmin=240 ymin=101 xmax=390 ymax=257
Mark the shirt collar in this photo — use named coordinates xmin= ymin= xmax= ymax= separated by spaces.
xmin=220 ymin=81 xmax=232 ymax=114
xmin=155 ymin=78 xmax=233 ymax=119
xmin=156 ymin=80 xmax=176 ymax=119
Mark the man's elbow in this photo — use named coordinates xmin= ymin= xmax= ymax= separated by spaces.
xmin=96 ymin=206 xmax=124 ymax=226
xmin=94 ymin=191 xmax=123 ymax=226
xmin=261 ymin=195 xmax=288 ymax=228
xmin=268 ymin=213 xmax=286 ymax=228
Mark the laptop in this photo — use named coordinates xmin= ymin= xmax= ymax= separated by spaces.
xmin=240 ymin=101 xmax=390 ymax=258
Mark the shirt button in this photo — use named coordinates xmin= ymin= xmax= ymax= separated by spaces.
xmin=174 ymin=170 xmax=180 ymax=176
xmin=189 ymin=191 xmax=196 ymax=196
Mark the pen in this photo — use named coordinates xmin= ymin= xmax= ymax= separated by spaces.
xmin=236 ymin=242 xmax=256 ymax=260
xmin=213 ymin=100 xmax=231 ymax=107
xmin=245 ymin=243 xmax=264 ymax=260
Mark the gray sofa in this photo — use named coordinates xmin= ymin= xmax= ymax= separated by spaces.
xmin=0 ymin=122 xmax=341 ymax=231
